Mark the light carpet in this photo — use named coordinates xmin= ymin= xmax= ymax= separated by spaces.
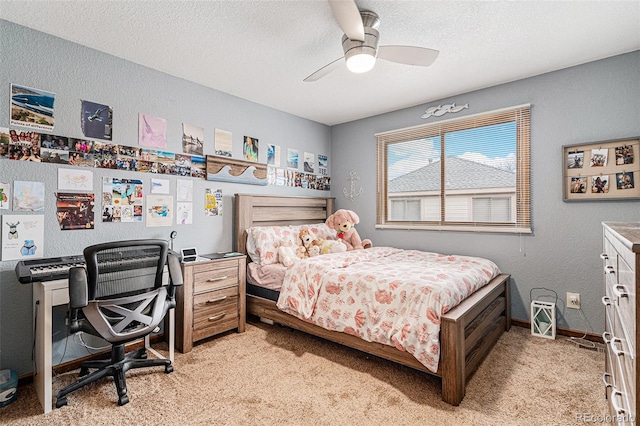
xmin=1 ymin=322 xmax=607 ymax=425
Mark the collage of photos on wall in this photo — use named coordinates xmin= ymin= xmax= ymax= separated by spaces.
xmin=0 ymin=127 xmax=207 ymax=179
xmin=267 ymin=167 xmax=331 ymax=190
xmin=564 ymin=138 xmax=640 ymax=201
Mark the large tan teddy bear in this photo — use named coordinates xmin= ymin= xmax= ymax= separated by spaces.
xmin=325 ymin=209 xmax=372 ymax=251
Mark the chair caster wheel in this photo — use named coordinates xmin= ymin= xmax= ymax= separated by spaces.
xmin=165 ymin=365 xmax=174 ymax=374
xmin=56 ymin=397 xmax=68 ymax=408
xmin=118 ymin=395 xmax=129 ymax=406
xmin=79 ymin=367 xmax=89 ymax=377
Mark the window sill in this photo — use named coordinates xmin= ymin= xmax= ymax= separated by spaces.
xmin=375 ymin=224 xmax=532 ymax=234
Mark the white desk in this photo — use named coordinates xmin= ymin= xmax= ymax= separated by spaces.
xmin=33 ymin=278 xmax=175 ymax=414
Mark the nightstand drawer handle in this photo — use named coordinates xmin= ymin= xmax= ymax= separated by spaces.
xmin=612 ymin=284 xmax=628 ymax=298
xmin=604 ymin=265 xmax=615 ymax=274
xmin=601 ymin=296 xmax=611 ymax=306
xmin=207 ymin=296 xmax=227 ymax=304
xmin=611 ymin=389 xmax=626 ymax=414
xmin=602 ymin=372 xmax=613 ymax=388
xmin=600 ymin=253 xmax=609 ymax=260
xmin=207 ymin=276 xmax=228 ymax=282
xmin=208 ymin=313 xmax=227 ymax=322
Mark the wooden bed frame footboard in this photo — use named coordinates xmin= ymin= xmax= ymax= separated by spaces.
xmin=234 ymin=193 xmax=511 ymax=406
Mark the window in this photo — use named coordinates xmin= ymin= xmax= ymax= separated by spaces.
xmin=376 ymin=105 xmax=531 ymax=233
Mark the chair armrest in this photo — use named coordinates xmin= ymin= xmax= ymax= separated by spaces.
xmin=68 ymin=266 xmax=88 ymax=309
xmin=167 ymin=251 xmax=183 ymax=287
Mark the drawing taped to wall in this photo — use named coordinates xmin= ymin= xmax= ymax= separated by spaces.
xmin=304 ymin=152 xmax=315 ymax=173
xmin=0 ymin=182 xmax=9 ymax=209
xmin=267 ymin=144 xmax=280 ymax=167
xmin=0 ymin=127 xmax=9 ymax=159
xmin=176 ymin=179 xmax=193 ymax=202
xmin=287 ymin=148 xmax=298 ymax=169
xmin=318 ymin=154 xmax=328 ymax=176
xmin=10 ymin=84 xmax=55 ymax=131
xmin=146 ymin=195 xmax=173 ymax=227
xmin=81 ymin=100 xmax=112 ymax=141
xmin=214 ymin=128 xmax=232 ymax=157
xmin=1 ymin=214 xmax=44 ymax=261
xmin=182 ymin=123 xmax=204 ymax=156
xmin=102 ymin=177 xmax=144 ymax=222
xmin=205 ymin=188 xmax=222 ymax=217
xmin=13 ymin=181 xmax=44 ymax=212
xmin=57 ymin=168 xmax=93 ymax=191
xmin=243 ymin=136 xmax=258 ymax=162
xmin=151 ymin=178 xmax=170 ymax=194
xmin=139 ymin=113 xmax=167 ymax=148
xmin=176 ymin=202 xmax=193 ymax=225
xmin=55 ymin=192 xmax=95 ymax=230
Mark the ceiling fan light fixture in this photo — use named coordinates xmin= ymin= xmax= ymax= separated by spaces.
xmin=342 ymin=26 xmax=380 ymax=74
xmin=345 ymin=49 xmax=376 ymax=73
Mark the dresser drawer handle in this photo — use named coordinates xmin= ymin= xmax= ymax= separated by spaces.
xmin=206 ymin=296 xmax=227 ymax=304
xmin=208 ymin=313 xmax=227 ymax=322
xmin=612 ymin=284 xmax=628 ymax=298
xmin=602 ymin=331 xmax=612 ymax=345
xmin=207 ymin=276 xmax=229 ymax=282
xmin=600 ymin=253 xmax=609 ymax=260
xmin=604 ymin=265 xmax=615 ymax=274
xmin=611 ymin=389 xmax=626 ymax=414
xmin=608 ymin=336 xmax=628 ymax=357
xmin=602 ymin=372 xmax=613 ymax=388
xmin=601 ymin=296 xmax=611 ymax=306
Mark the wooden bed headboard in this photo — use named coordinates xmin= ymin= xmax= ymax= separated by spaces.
xmin=233 ymin=194 xmax=335 ymax=256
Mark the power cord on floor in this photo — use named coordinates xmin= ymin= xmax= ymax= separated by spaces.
xmin=564 ymin=307 xmax=596 ymax=350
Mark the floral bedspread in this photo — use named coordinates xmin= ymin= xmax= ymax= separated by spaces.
xmin=276 ymin=247 xmax=500 ymax=372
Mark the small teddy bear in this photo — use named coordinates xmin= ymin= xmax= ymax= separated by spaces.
xmin=296 ymin=244 xmax=308 ymax=260
xmin=325 ymin=209 xmax=372 ymax=251
xmin=277 ymin=235 xmax=300 ymax=267
xmin=299 ymin=227 xmax=323 ymax=251
xmin=299 ymin=226 xmax=347 ymax=255
xmin=306 ymin=245 xmax=320 ymax=257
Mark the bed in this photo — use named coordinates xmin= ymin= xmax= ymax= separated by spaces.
xmin=233 ymin=193 xmax=511 ymax=406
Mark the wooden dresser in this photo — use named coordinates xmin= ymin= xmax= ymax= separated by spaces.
xmin=601 ymin=222 xmax=638 ymax=424
xmin=176 ymin=255 xmax=246 ymax=353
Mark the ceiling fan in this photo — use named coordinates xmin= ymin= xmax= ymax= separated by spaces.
xmin=304 ymin=0 xmax=439 ymax=82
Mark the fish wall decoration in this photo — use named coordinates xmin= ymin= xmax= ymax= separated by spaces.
xmin=421 ymin=103 xmax=469 ymax=119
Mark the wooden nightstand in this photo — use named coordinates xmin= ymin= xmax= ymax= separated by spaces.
xmin=176 ymin=255 xmax=246 ymax=353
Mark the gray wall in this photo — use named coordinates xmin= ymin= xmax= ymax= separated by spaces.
xmin=331 ymin=51 xmax=640 ymax=336
xmin=0 ymin=20 xmax=331 ymax=375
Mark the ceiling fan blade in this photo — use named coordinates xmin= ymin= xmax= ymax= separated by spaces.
xmin=377 ymin=45 xmax=439 ymax=66
xmin=303 ymin=57 xmax=344 ymax=82
xmin=328 ymin=0 xmax=364 ymax=42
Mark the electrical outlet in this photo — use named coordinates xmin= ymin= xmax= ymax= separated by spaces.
xmin=567 ymin=292 xmax=581 ymax=309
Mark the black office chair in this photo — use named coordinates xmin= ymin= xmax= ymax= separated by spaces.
xmin=55 ymin=239 xmax=183 ymax=408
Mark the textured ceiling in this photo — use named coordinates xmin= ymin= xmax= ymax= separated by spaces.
xmin=1 ymin=1 xmax=639 ymax=126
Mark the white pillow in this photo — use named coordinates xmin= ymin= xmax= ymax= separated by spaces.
xmin=246 ymin=223 xmax=335 ymax=266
